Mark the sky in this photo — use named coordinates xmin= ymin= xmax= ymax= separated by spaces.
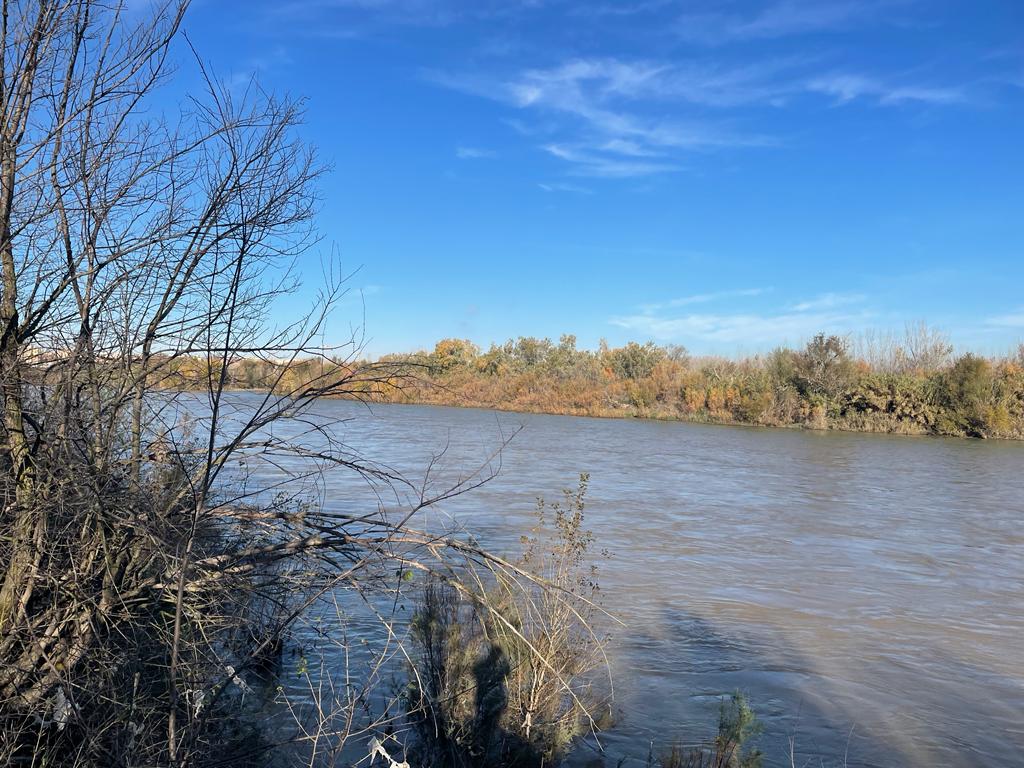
xmin=173 ymin=0 xmax=1022 ymax=356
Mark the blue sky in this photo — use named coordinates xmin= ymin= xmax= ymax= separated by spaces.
xmin=177 ymin=0 xmax=1022 ymax=356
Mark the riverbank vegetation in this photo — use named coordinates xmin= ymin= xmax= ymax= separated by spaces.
xmin=377 ymin=328 xmax=1024 ymax=439
xmin=398 ymin=477 xmax=767 ymax=768
xmin=189 ymin=325 xmax=1024 ymax=440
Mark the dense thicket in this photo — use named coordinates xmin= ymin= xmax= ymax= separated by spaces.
xmin=203 ymin=328 xmax=1024 ymax=440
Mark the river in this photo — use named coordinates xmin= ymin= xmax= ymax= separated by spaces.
xmin=222 ymin=394 xmax=1024 ymax=767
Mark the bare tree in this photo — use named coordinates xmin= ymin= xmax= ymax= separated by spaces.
xmin=898 ymin=321 xmax=952 ymax=374
xmin=853 ymin=323 xmax=952 ymax=375
xmin=0 ymin=3 xmax=563 ymax=766
xmin=0 ymin=6 xmax=605 ymax=767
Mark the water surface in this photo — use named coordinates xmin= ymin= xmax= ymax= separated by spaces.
xmin=236 ymin=395 xmax=1024 ymax=767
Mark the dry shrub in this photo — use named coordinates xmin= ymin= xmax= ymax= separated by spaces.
xmin=681 ymin=382 xmax=707 ymax=414
xmin=275 ymin=333 xmax=1024 ymax=440
xmin=403 ymin=475 xmax=609 ymax=768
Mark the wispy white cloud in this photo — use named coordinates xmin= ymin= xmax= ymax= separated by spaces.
xmin=789 ymin=292 xmax=866 ymax=311
xmin=610 ymin=309 xmax=873 ymax=344
xmin=225 ymin=46 xmax=294 ymax=90
xmin=568 ymin=0 xmax=675 ymax=17
xmin=677 ymin=0 xmax=895 ymax=45
xmin=612 ymin=291 xmax=872 ymax=345
xmin=598 ymin=138 xmax=663 ymax=157
xmin=986 ymin=308 xmax=1024 ymax=328
xmin=429 ymin=50 xmax=969 ymax=176
xmin=455 ymin=146 xmax=497 ymax=159
xmin=428 ymin=58 xmax=780 ymax=176
xmin=500 ymin=57 xmax=801 ymax=124
xmin=280 ymin=1 xmax=979 ymax=180
xmin=542 ymin=144 xmax=681 ymax=178
xmin=641 ymin=287 xmax=771 ymax=313
xmin=538 ymin=181 xmax=593 ymax=194
xmin=807 ymin=74 xmax=966 ymax=105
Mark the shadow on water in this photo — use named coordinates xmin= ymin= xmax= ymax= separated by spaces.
xmin=565 ymin=608 xmax=863 ymax=768
xmin=569 ymin=605 xmax=1024 ymax=768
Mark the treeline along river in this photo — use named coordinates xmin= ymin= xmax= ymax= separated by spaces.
xmin=203 ymin=393 xmax=1024 ymax=767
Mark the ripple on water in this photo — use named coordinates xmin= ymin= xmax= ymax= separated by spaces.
xmin=222 ymin=395 xmax=1024 ymax=768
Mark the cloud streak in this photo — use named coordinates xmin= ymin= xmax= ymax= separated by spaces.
xmin=428 ymin=58 xmax=783 ymax=176
xmin=640 ymin=288 xmax=771 ymax=313
xmin=538 ymin=181 xmax=593 ymax=194
xmin=542 ymin=144 xmax=681 ymax=178
xmin=789 ymin=292 xmax=866 ymax=311
xmin=270 ymin=1 xmax=983 ymax=180
xmin=612 ymin=291 xmax=873 ymax=345
xmin=429 ymin=52 xmax=969 ymax=176
xmin=807 ymin=74 xmax=966 ymax=105
xmin=986 ymin=308 xmax=1024 ymax=328
xmin=676 ymin=0 xmax=896 ymax=45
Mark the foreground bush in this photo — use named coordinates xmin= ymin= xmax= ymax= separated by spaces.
xmin=403 ymin=476 xmax=608 ymax=768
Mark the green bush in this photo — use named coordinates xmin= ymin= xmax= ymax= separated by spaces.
xmin=939 ymin=354 xmax=994 ymax=436
xmin=609 ymin=341 xmax=665 ymax=381
xmin=653 ymin=692 xmax=763 ymax=768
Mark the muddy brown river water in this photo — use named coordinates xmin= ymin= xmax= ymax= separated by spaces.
xmin=213 ymin=394 xmax=1024 ymax=767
